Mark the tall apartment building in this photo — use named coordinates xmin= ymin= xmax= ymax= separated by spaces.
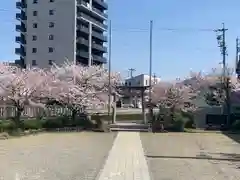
xmin=15 ymin=0 xmax=108 ymax=68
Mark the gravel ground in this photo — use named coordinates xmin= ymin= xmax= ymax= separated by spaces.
xmin=0 ymin=132 xmax=117 ymax=180
xmin=140 ymin=133 xmax=240 ymax=180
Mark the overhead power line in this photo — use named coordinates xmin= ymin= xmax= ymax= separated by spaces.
xmin=112 ymin=27 xmax=216 ymax=33
xmin=0 ymin=8 xmax=13 ymax=12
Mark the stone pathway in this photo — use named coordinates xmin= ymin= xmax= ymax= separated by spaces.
xmin=97 ymin=132 xmax=151 ymax=180
xmin=0 ymin=132 xmax=117 ymax=180
xmin=141 ymin=133 xmax=240 ymax=180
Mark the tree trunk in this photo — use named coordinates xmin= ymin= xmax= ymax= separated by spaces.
xmin=71 ymin=109 xmax=77 ymax=123
xmin=15 ymin=107 xmax=24 ymax=129
xmin=170 ymin=106 xmax=175 ymax=122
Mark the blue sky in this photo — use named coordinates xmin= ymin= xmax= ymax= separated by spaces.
xmin=1 ymin=0 xmax=240 ymax=80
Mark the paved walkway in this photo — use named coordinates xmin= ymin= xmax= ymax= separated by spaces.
xmin=0 ymin=133 xmax=117 ymax=180
xmin=97 ymin=132 xmax=151 ymax=180
xmin=141 ymin=133 xmax=240 ymax=180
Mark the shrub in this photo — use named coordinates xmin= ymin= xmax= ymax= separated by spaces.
xmin=184 ymin=118 xmax=196 ymax=128
xmin=161 ymin=112 xmax=188 ymax=132
xmin=75 ymin=115 xmax=95 ymax=129
xmin=231 ymin=120 xmax=240 ymax=131
xmin=0 ymin=120 xmax=17 ymax=132
xmin=173 ymin=119 xmax=185 ymax=132
xmin=8 ymin=128 xmax=23 ymax=136
xmin=171 ymin=113 xmax=186 ymax=132
xmin=23 ymin=119 xmax=42 ymax=130
xmin=41 ymin=118 xmax=64 ymax=129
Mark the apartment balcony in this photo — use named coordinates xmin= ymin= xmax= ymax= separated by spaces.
xmin=92 ymin=31 xmax=107 ymax=42
xmin=77 ymin=37 xmax=89 ymax=46
xmin=92 ymin=43 xmax=107 ymax=52
xmin=77 ymin=25 xmax=89 ymax=34
xmin=77 ymin=25 xmax=107 ymax=42
xmin=15 ymin=36 xmax=26 ymax=45
xmin=16 ymin=24 xmax=26 ymax=32
xmin=92 ymin=54 xmax=107 ymax=63
xmin=77 ymin=0 xmax=107 ymax=20
xmin=16 ymin=13 xmax=27 ymax=21
xmin=76 ymin=51 xmax=107 ymax=63
xmin=15 ymin=58 xmax=26 ymax=68
xmin=93 ymin=0 xmax=108 ymax=10
xmin=76 ymin=50 xmax=89 ymax=59
xmin=15 ymin=48 xmax=26 ymax=56
xmin=92 ymin=7 xmax=108 ymax=19
xmin=77 ymin=12 xmax=107 ymax=30
xmin=16 ymin=1 xmax=27 ymax=9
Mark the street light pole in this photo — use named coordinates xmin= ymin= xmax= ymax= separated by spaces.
xmin=148 ymin=20 xmax=153 ymax=123
xmin=236 ymin=37 xmax=240 ymax=74
xmin=107 ymin=20 xmax=112 ymax=124
xmin=88 ymin=22 xmax=92 ymax=66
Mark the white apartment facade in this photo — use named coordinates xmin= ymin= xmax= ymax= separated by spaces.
xmin=15 ymin=0 xmax=108 ymax=68
xmin=124 ymin=74 xmax=161 ymax=87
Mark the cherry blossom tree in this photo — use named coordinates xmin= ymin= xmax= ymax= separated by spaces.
xmin=0 ymin=64 xmax=54 ymax=126
xmin=185 ymin=67 xmax=239 ymax=106
xmin=152 ymin=82 xmax=197 ymax=113
xmin=48 ymin=61 xmax=121 ymax=120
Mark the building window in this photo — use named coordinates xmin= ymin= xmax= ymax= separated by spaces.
xmin=49 ymin=22 xmax=54 ymax=28
xmin=32 ymin=48 xmax=37 ymax=53
xmin=49 ymin=0 xmax=54 ymax=2
xmin=33 ymin=23 xmax=38 ymax=28
xmin=33 ymin=0 xmax=38 ymax=4
xmin=48 ymin=34 xmax=54 ymax=40
xmin=33 ymin=11 xmax=38 ymax=16
xmin=32 ymin=60 xmax=37 ymax=66
xmin=32 ymin=35 xmax=37 ymax=41
xmin=48 ymin=60 xmax=54 ymax=65
xmin=49 ymin=10 xmax=54 ymax=15
xmin=145 ymin=80 xmax=148 ymax=86
xmin=48 ymin=47 xmax=54 ymax=53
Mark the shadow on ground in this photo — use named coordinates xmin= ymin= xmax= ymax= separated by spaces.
xmin=209 ymin=152 xmax=240 ymax=160
xmin=222 ymin=132 xmax=240 ymax=144
xmin=146 ymin=153 xmax=240 ymax=162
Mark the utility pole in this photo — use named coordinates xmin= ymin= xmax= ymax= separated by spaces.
xmin=215 ymin=23 xmax=228 ymax=75
xmin=236 ymin=37 xmax=240 ymax=75
xmin=128 ymin=68 xmax=135 ymax=78
xmin=153 ymin=73 xmax=156 ymax=85
xmin=148 ymin=20 xmax=153 ymax=123
xmin=128 ymin=68 xmax=135 ymax=108
xmin=107 ymin=20 xmax=112 ymax=123
xmin=215 ymin=23 xmax=230 ymax=126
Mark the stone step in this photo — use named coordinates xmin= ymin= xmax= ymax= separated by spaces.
xmin=110 ymin=128 xmax=150 ymax=132
xmin=109 ymin=123 xmax=150 ymax=132
xmin=110 ymin=123 xmax=149 ymax=129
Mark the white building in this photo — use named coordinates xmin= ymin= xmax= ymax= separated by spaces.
xmin=124 ymin=74 xmax=161 ymax=87
xmin=15 ymin=0 xmax=108 ymax=68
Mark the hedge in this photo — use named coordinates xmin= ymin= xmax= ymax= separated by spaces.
xmin=231 ymin=120 xmax=240 ymax=130
xmin=0 ymin=113 xmax=150 ymax=132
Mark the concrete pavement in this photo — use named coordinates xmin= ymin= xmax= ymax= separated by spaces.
xmin=1 ymin=131 xmax=240 ymax=180
xmin=97 ymin=132 xmax=151 ymax=180
xmin=0 ymin=132 xmax=117 ymax=180
xmin=141 ymin=133 xmax=240 ymax=180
